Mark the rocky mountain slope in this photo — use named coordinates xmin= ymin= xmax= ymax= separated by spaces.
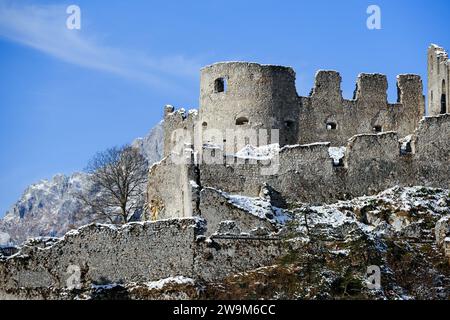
xmin=0 ymin=122 xmax=164 ymax=245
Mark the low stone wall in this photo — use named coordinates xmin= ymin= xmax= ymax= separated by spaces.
xmin=0 ymin=219 xmax=199 ymax=296
xmin=0 ymin=218 xmax=284 ymax=299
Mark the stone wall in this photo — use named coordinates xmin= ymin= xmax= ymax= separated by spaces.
xmin=0 ymin=218 xmax=284 ymax=298
xmin=150 ymin=114 xmax=450 ymax=216
xmin=414 ymin=114 xmax=450 ymax=186
xmin=162 ymin=62 xmax=425 ymax=158
xmin=194 ymin=236 xmax=283 ymax=282
xmin=198 ymin=188 xmax=277 ymax=236
xmin=147 ymin=156 xmax=199 ymax=221
xmin=163 ymin=105 xmax=199 ymax=158
xmin=428 ymin=44 xmax=449 ymax=116
xmin=155 ymin=61 xmax=432 ymax=215
xmin=298 ymin=72 xmax=424 ymax=146
xmin=0 ymin=219 xmax=199 ymax=294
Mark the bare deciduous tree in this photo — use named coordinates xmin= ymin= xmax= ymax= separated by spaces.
xmin=79 ymin=145 xmax=148 ymax=225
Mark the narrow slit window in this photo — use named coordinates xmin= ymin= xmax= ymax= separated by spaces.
xmin=441 ymin=94 xmax=447 ymax=114
xmin=441 ymin=79 xmax=447 ymax=114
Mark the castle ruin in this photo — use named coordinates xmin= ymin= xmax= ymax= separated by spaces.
xmin=150 ymin=45 xmax=449 ymax=223
xmin=428 ymin=44 xmax=449 ymax=115
xmin=1 ymin=45 xmax=449 ymax=299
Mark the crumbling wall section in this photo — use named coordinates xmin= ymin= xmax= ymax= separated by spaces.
xmin=147 ymin=156 xmax=199 ymax=220
xmin=193 ymin=236 xmax=284 ymax=282
xmin=298 ymin=72 xmax=424 ymax=146
xmin=0 ymin=218 xmax=284 ymax=298
xmin=414 ymin=114 xmax=450 ymax=187
xmin=163 ymin=105 xmax=198 ymax=157
xmin=0 ymin=219 xmax=201 ymax=297
xmin=428 ymin=44 xmax=449 ymax=116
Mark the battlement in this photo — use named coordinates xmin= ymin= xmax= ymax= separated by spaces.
xmin=162 ymin=62 xmax=425 ymax=157
xmin=353 ymin=73 xmax=388 ymax=101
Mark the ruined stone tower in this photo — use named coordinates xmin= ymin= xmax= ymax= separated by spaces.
xmin=199 ymin=62 xmax=299 ymax=146
xmin=428 ymin=44 xmax=449 ymax=115
xmin=163 ymin=61 xmax=425 ymax=157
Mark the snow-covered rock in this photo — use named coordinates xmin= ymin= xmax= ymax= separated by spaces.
xmin=328 ymin=146 xmax=346 ymax=165
xmin=235 ymin=144 xmax=279 ymax=160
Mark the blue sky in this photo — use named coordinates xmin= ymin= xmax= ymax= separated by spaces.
xmin=0 ymin=0 xmax=449 ymax=217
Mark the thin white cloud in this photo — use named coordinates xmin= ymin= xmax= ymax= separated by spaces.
xmin=0 ymin=0 xmax=201 ymax=90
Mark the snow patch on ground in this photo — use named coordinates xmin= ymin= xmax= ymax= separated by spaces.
xmin=145 ymin=276 xmax=195 ymax=290
xmin=224 ymin=192 xmax=290 ymax=225
xmin=235 ymin=144 xmax=279 ymax=160
xmin=328 ymin=147 xmax=346 ymax=165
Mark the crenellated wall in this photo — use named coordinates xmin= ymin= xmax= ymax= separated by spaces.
xmin=163 ymin=62 xmax=425 ymax=158
xmin=297 ymin=72 xmax=424 ymax=146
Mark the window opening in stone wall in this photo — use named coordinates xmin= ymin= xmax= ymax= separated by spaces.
xmin=285 ymin=120 xmax=295 ymax=129
xmin=236 ymin=117 xmax=249 ymax=125
xmin=441 ymin=79 xmax=447 ymax=114
xmin=373 ymin=125 xmax=382 ymax=133
xmin=214 ymin=78 xmax=227 ymax=93
xmin=326 ymin=122 xmax=337 ymax=130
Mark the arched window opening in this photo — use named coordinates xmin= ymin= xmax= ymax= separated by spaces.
xmin=326 ymin=122 xmax=337 ymax=130
xmin=373 ymin=125 xmax=383 ymax=133
xmin=202 ymin=122 xmax=208 ymax=127
xmin=236 ymin=117 xmax=249 ymax=126
xmin=214 ymin=78 xmax=227 ymax=93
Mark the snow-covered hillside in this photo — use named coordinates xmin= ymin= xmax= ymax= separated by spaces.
xmin=0 ymin=122 xmax=164 ymax=245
